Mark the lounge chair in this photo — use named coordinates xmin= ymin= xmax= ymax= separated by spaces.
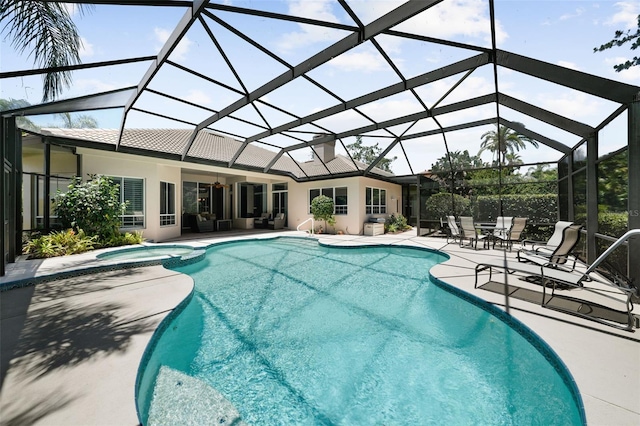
xmin=459 ymin=216 xmax=486 ymax=250
xmin=517 ymin=224 xmax=583 ymax=270
xmin=268 ymin=213 xmax=286 ymax=230
xmin=522 ymin=221 xmax=573 ymax=254
xmin=474 ymin=229 xmax=640 ymax=331
xmin=445 ymin=216 xmax=462 ymax=245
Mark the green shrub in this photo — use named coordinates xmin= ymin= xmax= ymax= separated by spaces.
xmin=424 ymin=192 xmax=471 ymax=220
xmin=54 ymin=174 xmax=126 ymax=243
xmin=385 ymin=214 xmax=411 ymax=233
xmin=101 ymin=230 xmax=144 ymax=248
xmin=597 ymin=212 xmax=628 ymax=238
xmin=23 ymin=229 xmax=97 ymax=258
xmin=310 ymin=195 xmax=336 ymax=229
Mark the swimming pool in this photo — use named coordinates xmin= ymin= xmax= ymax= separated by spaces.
xmin=136 ymin=237 xmax=585 ymax=425
xmin=97 ymin=245 xmax=194 ymax=261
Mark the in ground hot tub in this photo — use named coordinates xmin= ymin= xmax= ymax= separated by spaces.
xmin=97 ymin=245 xmax=195 ymax=261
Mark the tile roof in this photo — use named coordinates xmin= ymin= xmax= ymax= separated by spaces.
xmin=37 ymin=128 xmax=394 ymax=180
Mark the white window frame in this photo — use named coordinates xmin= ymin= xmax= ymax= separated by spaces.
xmin=309 ymin=186 xmax=348 ymax=215
xmin=365 ymin=187 xmax=386 ymax=215
xmin=110 ymin=176 xmax=145 ymax=229
xmin=160 ymin=181 xmax=176 ymax=226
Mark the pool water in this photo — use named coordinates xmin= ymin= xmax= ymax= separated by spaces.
xmin=97 ymin=245 xmax=194 ymax=261
xmin=137 ymin=238 xmax=584 ymax=425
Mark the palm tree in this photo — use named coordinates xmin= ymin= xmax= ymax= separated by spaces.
xmin=1 ymin=2 xmax=93 ymax=101
xmin=56 ymin=112 xmax=98 ymax=128
xmin=504 ymin=152 xmax=523 ymax=166
xmin=0 ymin=98 xmax=39 ymax=131
xmin=478 ymin=124 xmax=539 ymax=165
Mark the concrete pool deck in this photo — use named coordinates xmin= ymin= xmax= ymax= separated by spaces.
xmin=1 ymin=229 xmax=638 ymax=425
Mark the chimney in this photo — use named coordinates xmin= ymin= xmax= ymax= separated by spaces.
xmin=312 ymin=134 xmax=335 ymax=163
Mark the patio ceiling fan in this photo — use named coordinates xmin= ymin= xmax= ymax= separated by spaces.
xmin=210 ymin=173 xmax=228 ymax=189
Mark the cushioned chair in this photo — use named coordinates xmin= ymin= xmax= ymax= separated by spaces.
xmin=268 ymin=213 xmax=286 ymax=230
xmin=254 ymin=212 xmax=269 ymax=228
xmin=194 ymin=213 xmax=215 ymax=232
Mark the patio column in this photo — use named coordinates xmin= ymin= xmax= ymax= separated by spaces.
xmin=585 ymin=132 xmax=598 ymax=263
xmin=1 ymin=116 xmax=20 ymax=276
xmin=416 ymin=174 xmax=421 ymax=236
xmin=628 ymin=93 xmax=640 ymax=286
xmin=44 ymin=141 xmax=51 ymax=232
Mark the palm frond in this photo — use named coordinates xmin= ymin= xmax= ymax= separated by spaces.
xmin=1 ymin=1 xmax=93 ymax=101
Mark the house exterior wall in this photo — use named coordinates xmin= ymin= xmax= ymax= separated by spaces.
xmin=288 ymin=177 xmax=402 ymax=234
xmin=29 ymin=144 xmax=403 ymax=241
xmin=79 ymin=149 xmax=182 ymax=243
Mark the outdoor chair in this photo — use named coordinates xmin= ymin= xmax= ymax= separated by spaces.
xmin=254 ymin=212 xmax=269 ymax=228
xmin=194 ymin=213 xmax=215 ymax=232
xmin=474 ymin=228 xmax=640 ymax=331
xmin=517 ymin=224 xmax=583 ymax=270
xmin=268 ymin=213 xmax=286 ymax=230
xmin=491 ymin=216 xmax=514 ymax=249
xmin=445 ymin=216 xmax=462 ymax=244
xmin=459 ymin=216 xmax=486 ymax=250
xmin=504 ymin=217 xmax=528 ymax=251
xmin=522 ymin=221 xmax=573 ymax=254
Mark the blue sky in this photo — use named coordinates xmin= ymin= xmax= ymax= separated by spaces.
xmin=1 ymin=0 xmax=638 ymax=174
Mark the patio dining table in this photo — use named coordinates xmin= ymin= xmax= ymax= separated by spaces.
xmin=474 ymin=223 xmax=506 ymax=249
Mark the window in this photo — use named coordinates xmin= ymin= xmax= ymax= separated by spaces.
xmin=272 ymin=182 xmax=288 ymax=191
xmin=239 ymin=182 xmax=266 ymax=218
xmin=309 ymin=187 xmax=348 ymax=215
xmin=111 ymin=176 xmax=145 ymax=228
xmin=366 ymin=187 xmax=386 ymax=214
xmin=160 ymin=182 xmax=176 ymax=226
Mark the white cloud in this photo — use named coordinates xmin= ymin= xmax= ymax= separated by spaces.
xmin=154 ymin=27 xmax=192 ymax=61
xmin=536 ymin=92 xmax=602 ymax=122
xmin=328 ymin=49 xmax=388 ymax=73
xmin=183 ymin=89 xmax=211 ymax=105
xmin=73 ymin=78 xmax=120 ymax=93
xmin=276 ymin=0 xmax=343 ymax=52
xmin=557 ymin=61 xmax=581 ymax=71
xmin=358 ymin=96 xmax=424 ymax=121
xmin=604 ymin=2 xmax=640 ymax=29
xmin=393 ymin=0 xmax=508 ymax=46
xmin=559 ymin=8 xmax=585 ymax=21
xmin=79 ymin=37 xmax=94 ymax=59
xmin=277 ymin=0 xmax=507 ymax=55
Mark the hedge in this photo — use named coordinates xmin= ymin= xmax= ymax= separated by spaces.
xmin=474 ymin=193 xmax=558 ymax=223
xmin=424 ymin=192 xmax=471 ymax=220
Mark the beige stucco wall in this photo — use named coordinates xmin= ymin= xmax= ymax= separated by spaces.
xmin=288 ymin=176 xmax=402 ymax=235
xmin=79 ymin=149 xmax=183 ymax=243
xmin=37 ymin=145 xmax=403 ymax=240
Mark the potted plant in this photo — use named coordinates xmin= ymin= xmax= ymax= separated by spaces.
xmin=310 ymin=195 xmax=336 ymax=233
